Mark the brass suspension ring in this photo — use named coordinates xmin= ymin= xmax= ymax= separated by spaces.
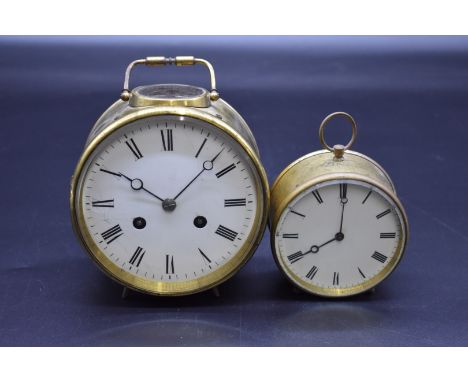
xmin=319 ymin=112 xmax=357 ymax=158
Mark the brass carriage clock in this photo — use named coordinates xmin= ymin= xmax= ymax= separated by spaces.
xmin=70 ymin=56 xmax=270 ymax=296
xmin=270 ymin=112 xmax=409 ymax=297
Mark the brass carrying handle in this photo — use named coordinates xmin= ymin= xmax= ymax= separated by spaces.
xmin=319 ymin=112 xmax=357 ymax=159
xmin=120 ymin=56 xmax=220 ymax=102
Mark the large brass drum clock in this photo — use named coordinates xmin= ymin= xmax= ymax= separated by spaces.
xmin=70 ymin=56 xmax=269 ymax=296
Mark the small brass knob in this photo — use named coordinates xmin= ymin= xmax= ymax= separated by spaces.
xmin=120 ymin=89 xmax=131 ymax=101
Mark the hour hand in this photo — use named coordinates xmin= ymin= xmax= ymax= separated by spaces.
xmin=118 ymin=172 xmax=164 ymax=202
xmin=304 ymin=236 xmax=338 ymax=255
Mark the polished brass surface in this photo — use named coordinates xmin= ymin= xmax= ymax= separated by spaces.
xmin=270 ymin=112 xmax=409 ymax=297
xmin=86 ymin=96 xmax=260 ymax=156
xmin=71 ymin=107 xmax=270 ymax=297
xmin=271 ymin=149 xmax=397 ymax=224
xmin=129 ymin=84 xmax=211 ymax=108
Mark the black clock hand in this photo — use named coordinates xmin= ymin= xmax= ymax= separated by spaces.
xmin=338 ymin=187 xmax=348 ymax=234
xmin=288 ymin=235 xmax=342 ymax=263
xmin=305 ymin=236 xmax=338 ymax=255
xmin=173 ymin=148 xmax=225 ymax=201
xmin=319 ymin=236 xmax=338 ymax=248
xmin=173 ymin=168 xmax=205 ymax=201
xmin=119 ymin=172 xmax=165 ymax=202
xmin=339 ymin=202 xmax=345 ymax=233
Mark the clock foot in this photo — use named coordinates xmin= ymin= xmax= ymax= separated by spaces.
xmin=121 ymin=286 xmax=130 ymax=299
xmin=292 ymin=286 xmax=302 ymax=294
xmin=212 ymin=286 xmax=221 ymax=297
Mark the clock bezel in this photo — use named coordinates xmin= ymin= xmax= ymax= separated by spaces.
xmin=70 ymin=107 xmax=270 ymax=296
xmin=270 ymin=173 xmax=409 ymax=298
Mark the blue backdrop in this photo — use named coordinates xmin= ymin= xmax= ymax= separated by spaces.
xmin=1 ymin=36 xmax=467 ymax=345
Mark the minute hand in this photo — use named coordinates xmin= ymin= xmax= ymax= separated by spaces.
xmin=173 ymin=148 xmax=224 ymax=201
xmin=339 ymin=202 xmax=345 ymax=233
xmin=338 ymin=185 xmax=348 ymax=234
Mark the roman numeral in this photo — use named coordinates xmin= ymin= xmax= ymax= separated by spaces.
xmin=380 ymin=232 xmax=396 ymax=239
xmin=290 ymin=210 xmax=306 ymax=218
xmin=99 ymin=168 xmax=121 ymax=177
xmin=125 ymin=138 xmax=143 ymax=160
xmin=306 ymin=266 xmax=318 ymax=280
xmin=312 ymin=190 xmax=323 ymax=204
xmin=161 ymin=129 xmax=173 ymax=151
xmin=129 ymin=246 xmax=145 ymax=267
xmin=358 ymin=267 xmax=366 ymax=278
xmin=333 ymin=272 xmax=340 ymax=286
xmin=372 ymin=251 xmax=388 ymax=263
xmin=215 ymin=225 xmax=238 ymax=241
xmin=101 ymin=224 xmax=123 ymax=244
xmin=91 ymin=199 xmax=114 ymax=208
xmin=216 ymin=163 xmax=236 ymax=178
xmin=195 ymin=138 xmax=207 ymax=158
xmin=198 ymin=248 xmax=211 ymax=263
xmin=282 ymin=233 xmax=299 ymax=239
xmin=287 ymin=251 xmax=304 ymax=264
xmin=376 ymin=209 xmax=391 ymax=219
xmin=165 ymin=254 xmax=175 ymax=274
xmin=362 ymin=190 xmax=372 ymax=204
xmin=224 ymin=198 xmax=246 ymax=207
xmin=340 ymin=183 xmax=347 ymax=199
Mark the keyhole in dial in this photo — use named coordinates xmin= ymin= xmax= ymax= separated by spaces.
xmin=194 ymin=216 xmax=207 ymax=228
xmin=133 ymin=217 xmax=146 ymax=229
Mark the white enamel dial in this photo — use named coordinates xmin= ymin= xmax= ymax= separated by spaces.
xmin=274 ymin=179 xmax=405 ymax=295
xmin=76 ymin=115 xmax=261 ymax=286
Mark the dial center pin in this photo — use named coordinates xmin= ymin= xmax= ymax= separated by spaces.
xmin=162 ymin=198 xmax=177 ymax=211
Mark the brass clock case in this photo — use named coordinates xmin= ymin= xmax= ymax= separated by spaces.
xmin=70 ymin=57 xmax=270 ymax=296
xmin=269 ymin=112 xmax=409 ymax=297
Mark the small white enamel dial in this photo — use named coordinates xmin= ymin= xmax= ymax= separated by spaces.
xmin=76 ymin=115 xmax=261 ymax=288
xmin=274 ymin=179 xmax=406 ymax=295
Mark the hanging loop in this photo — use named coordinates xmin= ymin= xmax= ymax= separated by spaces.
xmin=319 ymin=112 xmax=357 ymax=159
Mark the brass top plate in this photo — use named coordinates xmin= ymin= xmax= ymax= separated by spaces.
xmin=129 ymin=84 xmax=211 ymax=107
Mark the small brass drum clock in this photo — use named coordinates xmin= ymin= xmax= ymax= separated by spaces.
xmin=70 ymin=56 xmax=269 ymax=296
xmin=270 ymin=112 xmax=408 ymax=297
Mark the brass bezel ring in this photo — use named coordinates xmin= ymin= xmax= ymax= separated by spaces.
xmin=319 ymin=112 xmax=357 ymax=153
xmin=270 ymin=173 xmax=409 ymax=298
